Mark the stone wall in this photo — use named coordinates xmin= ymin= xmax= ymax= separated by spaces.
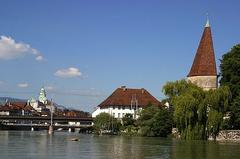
xmin=216 ymin=130 xmax=240 ymax=141
xmin=187 ymin=76 xmax=217 ymax=90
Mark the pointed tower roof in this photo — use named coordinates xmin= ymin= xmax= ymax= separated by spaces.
xmin=187 ymin=19 xmax=217 ymax=77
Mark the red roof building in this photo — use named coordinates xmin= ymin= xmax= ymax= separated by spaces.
xmin=0 ymin=102 xmax=36 ymax=116
xmin=92 ymin=86 xmax=162 ymax=119
xmin=98 ymin=87 xmax=161 ymax=108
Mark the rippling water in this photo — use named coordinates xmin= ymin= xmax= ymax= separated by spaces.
xmin=0 ymin=131 xmax=240 ymax=159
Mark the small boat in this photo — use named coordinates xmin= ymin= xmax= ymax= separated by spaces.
xmin=57 ymin=128 xmax=63 ymax=131
xmin=71 ymin=138 xmax=80 ymax=141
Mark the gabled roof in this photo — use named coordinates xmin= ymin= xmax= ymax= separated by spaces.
xmin=0 ymin=105 xmax=12 ymax=111
xmin=188 ymin=20 xmax=217 ymax=77
xmin=0 ymin=102 xmax=34 ymax=112
xmin=10 ymin=102 xmax=27 ymax=109
xmin=98 ymin=87 xmax=162 ymax=108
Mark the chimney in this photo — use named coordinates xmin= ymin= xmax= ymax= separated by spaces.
xmin=121 ymin=86 xmax=127 ymax=91
xmin=141 ymin=88 xmax=145 ymax=94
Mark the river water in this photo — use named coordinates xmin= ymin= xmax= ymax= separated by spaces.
xmin=0 ymin=131 xmax=240 ymax=159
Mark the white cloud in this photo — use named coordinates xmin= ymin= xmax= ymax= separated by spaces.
xmin=54 ymin=67 xmax=82 ymax=78
xmin=18 ymin=83 xmax=29 ymax=88
xmin=36 ymin=55 xmax=43 ymax=61
xmin=45 ymin=86 xmax=55 ymax=91
xmin=0 ymin=35 xmax=44 ymax=61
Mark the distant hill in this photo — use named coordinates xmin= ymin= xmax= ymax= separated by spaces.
xmin=0 ymin=97 xmax=27 ymax=105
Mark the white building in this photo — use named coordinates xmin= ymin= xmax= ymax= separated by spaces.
xmin=27 ymin=87 xmax=55 ymax=113
xmin=39 ymin=87 xmax=48 ymax=104
xmin=28 ymin=98 xmax=43 ymax=112
xmin=92 ymin=86 xmax=162 ymax=119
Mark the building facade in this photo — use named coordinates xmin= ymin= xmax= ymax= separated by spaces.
xmin=27 ymin=87 xmax=56 ymax=113
xmin=92 ymin=86 xmax=162 ymax=119
xmin=187 ymin=19 xmax=217 ymax=90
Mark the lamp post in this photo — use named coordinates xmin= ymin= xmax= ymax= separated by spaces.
xmin=48 ymin=99 xmax=54 ymax=135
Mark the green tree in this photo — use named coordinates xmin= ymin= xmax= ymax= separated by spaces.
xmin=206 ymin=86 xmax=231 ymax=139
xmin=163 ymin=80 xmax=231 ymax=140
xmin=163 ymin=80 xmax=206 ymax=139
xmin=122 ymin=113 xmax=135 ymax=126
xmin=220 ymin=44 xmax=240 ymax=129
xmin=93 ymin=112 xmax=121 ymax=133
xmin=137 ymin=106 xmax=158 ymax=136
xmin=121 ymin=113 xmax=138 ymax=135
xmin=151 ymin=108 xmax=173 ymax=137
xmin=137 ymin=106 xmax=173 ymax=137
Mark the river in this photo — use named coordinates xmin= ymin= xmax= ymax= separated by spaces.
xmin=0 ymin=131 xmax=240 ymax=159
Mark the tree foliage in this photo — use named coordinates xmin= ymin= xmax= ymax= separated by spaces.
xmin=220 ymin=44 xmax=240 ymax=129
xmin=163 ymin=80 xmax=231 ymax=140
xmin=122 ymin=113 xmax=135 ymax=126
xmin=137 ymin=106 xmax=173 ymax=137
xmin=93 ymin=112 xmax=121 ymax=133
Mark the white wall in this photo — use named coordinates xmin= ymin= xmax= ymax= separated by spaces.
xmin=92 ymin=106 xmax=142 ymax=119
xmin=0 ymin=111 xmax=9 ymax=116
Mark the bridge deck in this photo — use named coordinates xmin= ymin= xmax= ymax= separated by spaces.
xmin=0 ymin=115 xmax=93 ymax=122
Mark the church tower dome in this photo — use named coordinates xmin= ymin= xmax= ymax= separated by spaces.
xmin=187 ymin=17 xmax=217 ymax=90
xmin=39 ymin=87 xmax=47 ymax=104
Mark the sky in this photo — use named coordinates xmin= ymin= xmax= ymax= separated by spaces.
xmin=0 ymin=0 xmax=239 ymax=112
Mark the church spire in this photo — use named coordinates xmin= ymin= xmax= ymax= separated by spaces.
xmin=205 ymin=14 xmax=210 ymax=27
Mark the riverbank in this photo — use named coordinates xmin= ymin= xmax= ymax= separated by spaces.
xmin=171 ymin=128 xmax=240 ymax=142
xmin=215 ymin=130 xmax=240 ymax=142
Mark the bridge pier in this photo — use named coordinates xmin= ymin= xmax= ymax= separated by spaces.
xmin=75 ymin=128 xmax=80 ymax=132
xmin=48 ymin=125 xmax=54 ymax=134
xmin=68 ymin=128 xmax=75 ymax=132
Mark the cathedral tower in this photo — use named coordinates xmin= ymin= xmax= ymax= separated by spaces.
xmin=39 ymin=87 xmax=47 ymax=104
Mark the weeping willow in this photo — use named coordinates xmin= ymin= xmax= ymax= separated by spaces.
xmin=163 ymin=80 xmax=231 ymax=140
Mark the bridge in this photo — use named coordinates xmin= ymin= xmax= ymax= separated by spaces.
xmin=0 ymin=115 xmax=93 ymax=122
xmin=0 ymin=115 xmax=93 ymax=132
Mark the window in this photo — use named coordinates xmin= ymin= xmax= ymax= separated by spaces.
xmin=113 ymin=106 xmax=115 ymax=109
xmin=122 ymin=113 xmax=125 ymax=117
xmin=118 ymin=113 xmax=120 ymax=118
xmin=113 ymin=113 xmax=115 ymax=118
xmin=118 ymin=106 xmax=121 ymax=110
xmin=122 ymin=106 xmax=125 ymax=110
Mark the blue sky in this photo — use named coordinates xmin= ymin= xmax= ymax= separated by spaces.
xmin=0 ymin=0 xmax=239 ymax=112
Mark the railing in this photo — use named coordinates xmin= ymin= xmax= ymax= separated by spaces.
xmin=2 ymin=122 xmax=92 ymax=128
xmin=0 ymin=115 xmax=93 ymax=122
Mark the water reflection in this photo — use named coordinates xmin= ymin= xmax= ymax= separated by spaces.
xmin=93 ymin=136 xmax=171 ymax=159
xmin=170 ymin=139 xmax=240 ymax=159
xmin=0 ymin=131 xmax=240 ymax=159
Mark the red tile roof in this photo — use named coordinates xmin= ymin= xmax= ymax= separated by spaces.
xmin=98 ymin=87 xmax=162 ymax=108
xmin=0 ymin=105 xmax=12 ymax=111
xmin=10 ymin=102 xmax=27 ymax=109
xmin=0 ymin=102 xmax=35 ymax=112
xmin=188 ymin=25 xmax=217 ymax=77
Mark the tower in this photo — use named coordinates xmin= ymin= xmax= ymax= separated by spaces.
xmin=187 ymin=18 xmax=217 ymax=90
xmin=39 ymin=87 xmax=47 ymax=104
